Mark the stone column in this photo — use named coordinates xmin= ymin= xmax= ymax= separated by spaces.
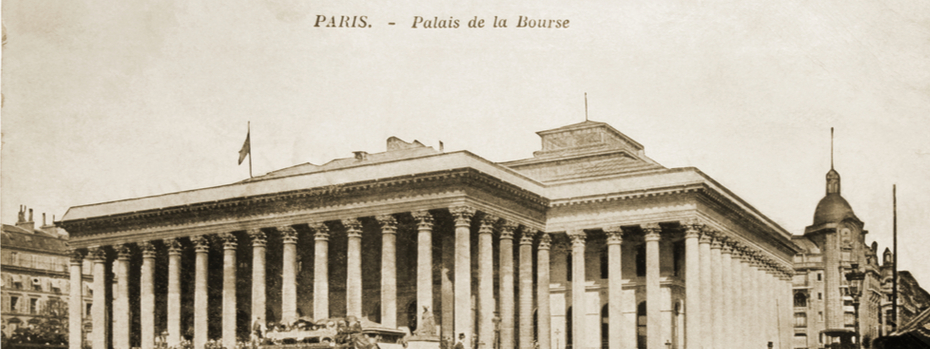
xmin=450 ymin=206 xmax=475 ymax=344
xmin=731 ymin=246 xmax=745 ymax=349
xmin=476 ymin=216 xmax=496 ymax=348
xmin=739 ymin=249 xmax=752 ymax=348
xmin=499 ymin=223 xmax=516 ymax=349
xmin=114 ymin=244 xmax=131 ymax=349
xmin=249 ymin=229 xmax=267 ymax=329
xmin=749 ymin=255 xmax=761 ymax=349
xmin=643 ymin=223 xmax=663 ymax=350
xmin=698 ymin=230 xmax=713 ymax=348
xmin=280 ymin=226 xmax=298 ymax=324
xmin=710 ymin=237 xmax=724 ymax=349
xmin=69 ymin=250 xmax=84 ymax=349
xmin=192 ymin=235 xmax=210 ymax=349
xmin=378 ymin=215 xmax=399 ymax=328
xmin=719 ymin=241 xmax=733 ymax=349
xmin=221 ymin=233 xmax=237 ymax=350
xmin=313 ymin=223 xmax=331 ymax=320
xmin=413 ymin=211 xmax=435 ymax=332
xmin=166 ymin=238 xmax=183 ymax=347
xmin=343 ymin=218 xmax=364 ymax=318
xmin=604 ymin=227 xmax=624 ymax=349
xmin=567 ymin=230 xmax=587 ymax=349
xmin=683 ymin=223 xmax=701 ymax=349
xmin=518 ymin=229 xmax=534 ymax=349
xmin=141 ymin=242 xmax=156 ymax=349
xmin=89 ymin=246 xmax=107 ymax=349
xmin=537 ymin=233 xmax=552 ymax=349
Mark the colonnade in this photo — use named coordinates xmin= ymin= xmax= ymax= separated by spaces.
xmin=66 ymin=206 xmax=553 ymax=349
xmin=66 ymin=211 xmax=794 ymax=349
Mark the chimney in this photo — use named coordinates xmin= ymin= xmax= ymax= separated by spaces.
xmin=353 ymin=151 xmax=368 ymax=161
xmin=40 ymin=212 xmax=60 ymax=237
xmin=16 ymin=206 xmax=35 ymax=231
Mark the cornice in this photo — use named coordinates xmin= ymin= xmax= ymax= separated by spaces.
xmin=62 ymin=168 xmax=549 ymax=240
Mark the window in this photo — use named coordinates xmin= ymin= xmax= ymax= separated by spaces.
xmin=86 ymin=303 xmax=92 ymax=317
xmin=673 ymin=241 xmax=684 ymax=277
xmin=819 ymin=312 xmax=823 ymax=322
xmin=637 ymin=302 xmax=647 ymax=349
xmin=13 ymin=282 xmax=23 ymax=290
xmin=11 ymin=252 xmax=19 ymax=265
xmin=601 ymin=249 xmax=608 ymax=279
xmin=794 ymin=313 xmax=807 ymax=328
xmin=818 ymin=292 xmax=822 ymax=300
xmin=817 ymin=273 xmax=822 ymax=281
xmin=636 ymin=244 xmax=646 ymax=277
xmin=566 ymin=254 xmax=572 ymax=281
xmin=29 ymin=298 xmax=38 ymax=314
xmin=10 ymin=296 xmax=19 ymax=313
xmin=794 ymin=293 xmax=807 ymax=308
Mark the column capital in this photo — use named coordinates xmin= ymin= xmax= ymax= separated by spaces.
xmin=720 ymin=240 xmax=734 ymax=254
xmin=141 ymin=241 xmax=157 ymax=259
xmin=412 ymin=210 xmax=433 ymax=230
xmin=68 ymin=249 xmax=84 ymax=264
xmin=710 ymin=236 xmax=724 ymax=250
xmin=449 ymin=206 xmax=476 ymax=226
xmin=479 ymin=215 xmax=498 ymax=234
xmin=699 ymin=228 xmax=714 ymax=244
xmin=642 ymin=223 xmax=662 ymax=241
xmin=499 ymin=222 xmax=518 ymax=240
xmin=117 ymin=244 xmax=133 ymax=260
xmin=192 ymin=235 xmax=211 ymax=253
xmin=604 ymin=226 xmax=623 ymax=245
xmin=88 ymin=246 xmax=107 ymax=261
xmin=166 ymin=238 xmax=183 ymax=255
xmin=519 ymin=229 xmax=535 ymax=245
xmin=567 ymin=230 xmax=587 ymax=247
xmin=248 ymin=229 xmax=267 ymax=247
xmin=279 ymin=226 xmax=298 ymax=244
xmin=220 ymin=232 xmax=238 ymax=250
xmin=537 ymin=232 xmax=551 ymax=250
xmin=343 ymin=218 xmax=363 ymax=238
xmin=376 ymin=214 xmax=398 ymax=234
xmin=312 ymin=223 xmax=331 ymax=241
xmin=683 ymin=219 xmax=704 ymax=239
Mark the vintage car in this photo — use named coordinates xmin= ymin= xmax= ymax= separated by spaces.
xmin=262 ymin=317 xmax=407 ymax=349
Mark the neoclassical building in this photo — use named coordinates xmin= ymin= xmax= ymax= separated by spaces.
xmin=59 ymin=121 xmax=800 ymax=349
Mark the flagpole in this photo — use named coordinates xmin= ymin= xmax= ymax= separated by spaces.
xmin=248 ymin=121 xmax=253 ymax=179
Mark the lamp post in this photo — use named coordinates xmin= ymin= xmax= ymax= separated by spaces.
xmin=845 ymin=263 xmax=865 ymax=349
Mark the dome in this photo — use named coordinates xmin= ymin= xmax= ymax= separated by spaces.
xmin=812 ymin=193 xmax=856 ymax=226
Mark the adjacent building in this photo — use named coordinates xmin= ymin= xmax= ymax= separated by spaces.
xmin=1 ymin=207 xmax=91 ymax=347
xmin=790 ymin=145 xmax=929 ymax=348
xmin=59 ymin=121 xmax=801 ymax=349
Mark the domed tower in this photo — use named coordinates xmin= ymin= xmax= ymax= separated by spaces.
xmin=804 ymin=128 xmax=866 ymax=339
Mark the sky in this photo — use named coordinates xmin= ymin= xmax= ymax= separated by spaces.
xmin=2 ymin=0 xmax=929 ymax=284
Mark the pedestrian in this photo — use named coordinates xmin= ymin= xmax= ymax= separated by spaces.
xmin=454 ymin=333 xmax=466 ymax=349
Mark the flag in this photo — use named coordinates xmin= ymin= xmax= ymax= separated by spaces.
xmin=238 ymin=130 xmax=250 ymax=165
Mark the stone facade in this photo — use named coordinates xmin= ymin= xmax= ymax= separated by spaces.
xmin=1 ymin=207 xmax=92 ymax=348
xmin=58 ymin=121 xmax=800 ymax=349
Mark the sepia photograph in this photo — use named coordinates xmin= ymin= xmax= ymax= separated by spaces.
xmin=1 ymin=1 xmax=929 ymax=349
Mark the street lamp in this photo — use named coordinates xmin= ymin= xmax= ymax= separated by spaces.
xmin=845 ymin=263 xmax=865 ymax=349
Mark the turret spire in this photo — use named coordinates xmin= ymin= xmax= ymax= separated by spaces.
xmin=831 ymin=127 xmax=834 ymax=170
xmin=826 ymin=127 xmax=840 ymax=195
